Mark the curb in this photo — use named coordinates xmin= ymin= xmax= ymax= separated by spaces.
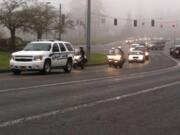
xmin=0 ymin=64 xmax=107 ymax=73
xmin=0 ymin=70 xmax=11 ymax=73
xmin=86 ymin=63 xmax=107 ymax=67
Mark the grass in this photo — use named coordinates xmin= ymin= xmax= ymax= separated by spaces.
xmin=0 ymin=51 xmax=11 ymax=70
xmin=0 ymin=51 xmax=107 ymax=71
xmin=88 ymin=53 xmax=107 ymax=65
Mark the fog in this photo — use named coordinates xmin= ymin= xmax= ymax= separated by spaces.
xmin=2 ymin=0 xmax=180 ymax=43
xmin=45 ymin=0 xmax=180 ymax=18
xmin=55 ymin=0 xmax=180 ymax=43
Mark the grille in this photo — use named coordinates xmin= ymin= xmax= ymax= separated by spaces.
xmin=14 ymin=56 xmax=33 ymax=62
xmin=15 ymin=59 xmax=32 ymax=62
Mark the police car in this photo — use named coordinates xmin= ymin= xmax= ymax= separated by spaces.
xmin=10 ymin=40 xmax=74 ymax=75
xmin=128 ymin=50 xmax=145 ymax=63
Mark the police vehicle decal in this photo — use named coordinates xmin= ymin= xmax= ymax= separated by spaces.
xmin=50 ymin=53 xmax=68 ymax=60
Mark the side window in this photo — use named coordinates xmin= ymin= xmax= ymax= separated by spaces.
xmin=59 ymin=43 xmax=66 ymax=52
xmin=65 ymin=43 xmax=73 ymax=51
xmin=52 ymin=43 xmax=59 ymax=52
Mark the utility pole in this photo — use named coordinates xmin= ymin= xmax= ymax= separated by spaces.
xmin=45 ymin=2 xmax=51 ymax=39
xmin=59 ymin=3 xmax=62 ymax=40
xmin=86 ymin=0 xmax=91 ymax=59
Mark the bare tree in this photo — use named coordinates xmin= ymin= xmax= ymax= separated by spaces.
xmin=21 ymin=2 xmax=57 ymax=40
xmin=0 ymin=0 xmax=28 ymax=51
xmin=53 ymin=13 xmax=74 ymax=39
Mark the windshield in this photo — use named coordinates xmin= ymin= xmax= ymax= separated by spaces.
xmin=24 ymin=43 xmax=51 ymax=51
xmin=114 ymin=49 xmax=122 ymax=55
xmin=109 ymin=50 xmax=114 ymax=55
xmin=135 ymin=47 xmax=146 ymax=51
xmin=130 ymin=51 xmax=144 ymax=55
xmin=131 ymin=44 xmax=139 ymax=48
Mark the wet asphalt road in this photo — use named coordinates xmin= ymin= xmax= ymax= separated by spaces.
xmin=0 ymin=43 xmax=180 ymax=135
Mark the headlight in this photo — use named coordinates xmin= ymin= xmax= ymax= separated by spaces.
xmin=145 ymin=52 xmax=149 ymax=56
xmin=107 ymin=55 xmax=113 ymax=60
xmin=139 ymin=55 xmax=144 ymax=60
xmin=34 ymin=56 xmax=43 ymax=61
xmin=176 ymin=50 xmax=179 ymax=54
xmin=114 ymin=55 xmax=122 ymax=60
xmin=74 ymin=55 xmax=81 ymax=60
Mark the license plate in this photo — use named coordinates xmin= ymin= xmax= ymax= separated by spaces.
xmin=20 ymin=66 xmax=26 ymax=69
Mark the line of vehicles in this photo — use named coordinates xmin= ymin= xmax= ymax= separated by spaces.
xmin=107 ymin=43 xmax=150 ymax=68
xmin=10 ymin=40 xmax=151 ymax=75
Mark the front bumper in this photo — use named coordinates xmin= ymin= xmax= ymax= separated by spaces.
xmin=128 ymin=57 xmax=144 ymax=62
xmin=10 ymin=60 xmax=44 ymax=71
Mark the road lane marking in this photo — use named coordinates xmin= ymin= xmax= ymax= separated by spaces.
xmin=0 ymin=80 xmax=180 ymax=128
xmin=0 ymin=63 xmax=179 ymax=94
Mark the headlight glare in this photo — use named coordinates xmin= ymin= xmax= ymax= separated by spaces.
xmin=34 ymin=56 xmax=43 ymax=61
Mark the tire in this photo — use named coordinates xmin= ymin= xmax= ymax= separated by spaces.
xmin=73 ymin=63 xmax=77 ymax=69
xmin=108 ymin=63 xmax=112 ymax=67
xmin=41 ymin=60 xmax=51 ymax=74
xmin=81 ymin=64 xmax=84 ymax=70
xmin=114 ymin=64 xmax=118 ymax=68
xmin=64 ymin=60 xmax=72 ymax=73
xmin=12 ymin=69 xmax=21 ymax=75
xmin=119 ymin=63 xmax=123 ymax=68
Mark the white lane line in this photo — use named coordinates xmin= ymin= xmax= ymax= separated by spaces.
xmin=0 ymin=63 xmax=179 ymax=94
xmin=0 ymin=80 xmax=180 ymax=128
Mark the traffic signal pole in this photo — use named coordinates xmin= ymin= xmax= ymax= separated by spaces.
xmin=87 ymin=0 xmax=91 ymax=59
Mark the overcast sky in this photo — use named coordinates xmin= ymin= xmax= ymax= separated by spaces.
xmin=0 ymin=0 xmax=179 ymax=17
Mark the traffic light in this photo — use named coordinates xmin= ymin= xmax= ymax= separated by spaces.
xmin=151 ymin=19 xmax=155 ymax=27
xmin=134 ymin=20 xmax=137 ymax=27
xmin=114 ymin=18 xmax=118 ymax=26
xmin=172 ymin=24 xmax=176 ymax=28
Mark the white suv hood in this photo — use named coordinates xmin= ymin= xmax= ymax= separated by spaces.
xmin=12 ymin=51 xmax=49 ymax=56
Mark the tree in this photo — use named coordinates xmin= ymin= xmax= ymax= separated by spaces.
xmin=53 ymin=13 xmax=74 ymax=40
xmin=0 ymin=0 xmax=28 ymax=51
xmin=21 ymin=2 xmax=57 ymax=40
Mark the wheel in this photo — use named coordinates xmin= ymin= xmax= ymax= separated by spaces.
xmin=41 ymin=60 xmax=51 ymax=74
xmin=81 ymin=64 xmax=84 ymax=70
xmin=64 ymin=60 xmax=72 ymax=73
xmin=141 ymin=60 xmax=145 ymax=63
xmin=114 ymin=64 xmax=118 ymax=68
xmin=12 ymin=69 xmax=21 ymax=75
xmin=119 ymin=63 xmax=123 ymax=68
xmin=108 ymin=63 xmax=112 ymax=67
xmin=73 ymin=63 xmax=77 ymax=69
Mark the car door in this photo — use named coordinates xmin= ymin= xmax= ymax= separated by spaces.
xmin=59 ymin=43 xmax=68 ymax=66
xmin=51 ymin=43 xmax=60 ymax=67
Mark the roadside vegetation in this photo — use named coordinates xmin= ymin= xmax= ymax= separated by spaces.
xmin=88 ymin=53 xmax=107 ymax=65
xmin=0 ymin=51 xmax=10 ymax=70
xmin=0 ymin=52 xmax=107 ymax=71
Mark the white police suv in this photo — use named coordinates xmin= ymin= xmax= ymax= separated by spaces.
xmin=10 ymin=40 xmax=74 ymax=75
